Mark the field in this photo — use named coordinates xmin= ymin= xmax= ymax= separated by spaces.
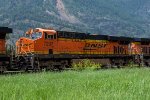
xmin=0 ymin=68 xmax=150 ymax=100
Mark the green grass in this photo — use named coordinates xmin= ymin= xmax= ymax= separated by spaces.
xmin=0 ymin=68 xmax=150 ymax=100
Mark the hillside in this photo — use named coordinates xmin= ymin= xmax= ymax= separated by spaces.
xmin=0 ymin=0 xmax=150 ymax=38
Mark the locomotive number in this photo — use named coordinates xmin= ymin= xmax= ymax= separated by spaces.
xmin=114 ymin=46 xmax=126 ymax=54
xmin=44 ymin=42 xmax=53 ymax=47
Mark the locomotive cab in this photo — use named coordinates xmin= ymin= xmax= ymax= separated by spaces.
xmin=16 ymin=28 xmax=57 ymax=55
xmin=42 ymin=29 xmax=57 ymax=54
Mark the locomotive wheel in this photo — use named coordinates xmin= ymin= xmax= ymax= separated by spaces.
xmin=20 ymin=64 xmax=28 ymax=72
xmin=144 ymin=62 xmax=150 ymax=67
xmin=0 ymin=66 xmax=7 ymax=74
xmin=33 ymin=63 xmax=40 ymax=72
xmin=46 ymin=65 xmax=54 ymax=71
xmin=0 ymin=70 xmax=4 ymax=74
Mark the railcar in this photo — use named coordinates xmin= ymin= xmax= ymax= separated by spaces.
xmin=0 ymin=27 xmax=12 ymax=72
xmin=130 ymin=38 xmax=150 ymax=66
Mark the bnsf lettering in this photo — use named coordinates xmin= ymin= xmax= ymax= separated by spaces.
xmin=85 ymin=43 xmax=107 ymax=49
xmin=91 ymin=44 xmax=107 ymax=48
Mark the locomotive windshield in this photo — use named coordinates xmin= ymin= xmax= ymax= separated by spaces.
xmin=31 ymin=32 xmax=42 ymax=39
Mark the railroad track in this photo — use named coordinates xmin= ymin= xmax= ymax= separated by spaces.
xmin=0 ymin=71 xmax=25 ymax=75
xmin=0 ymin=70 xmax=42 ymax=75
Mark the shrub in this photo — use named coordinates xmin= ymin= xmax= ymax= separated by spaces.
xmin=72 ymin=59 xmax=102 ymax=71
xmin=127 ymin=61 xmax=141 ymax=68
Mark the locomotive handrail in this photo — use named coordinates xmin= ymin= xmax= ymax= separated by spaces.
xmin=21 ymin=48 xmax=28 ymax=56
xmin=27 ymin=44 xmax=33 ymax=55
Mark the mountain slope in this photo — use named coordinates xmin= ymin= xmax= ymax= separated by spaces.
xmin=0 ymin=0 xmax=150 ymax=37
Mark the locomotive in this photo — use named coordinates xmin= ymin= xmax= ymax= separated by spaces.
xmin=1 ymin=27 xmax=150 ymax=72
xmin=14 ymin=28 xmax=149 ymax=71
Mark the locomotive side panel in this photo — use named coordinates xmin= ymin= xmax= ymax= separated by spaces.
xmin=57 ymin=38 xmax=85 ymax=54
xmin=84 ymin=41 xmax=129 ymax=55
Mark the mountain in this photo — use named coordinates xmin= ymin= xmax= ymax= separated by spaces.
xmin=0 ymin=0 xmax=150 ymax=38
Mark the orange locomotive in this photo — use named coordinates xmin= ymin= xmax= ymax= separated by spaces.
xmin=0 ymin=27 xmax=12 ymax=72
xmin=15 ymin=28 xmax=136 ymax=70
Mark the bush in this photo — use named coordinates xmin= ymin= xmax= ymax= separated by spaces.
xmin=127 ymin=61 xmax=141 ymax=68
xmin=72 ymin=59 xmax=102 ymax=71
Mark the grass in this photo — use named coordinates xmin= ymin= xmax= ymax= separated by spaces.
xmin=0 ymin=68 xmax=150 ymax=100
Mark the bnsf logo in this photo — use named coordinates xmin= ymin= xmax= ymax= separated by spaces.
xmin=84 ymin=43 xmax=107 ymax=50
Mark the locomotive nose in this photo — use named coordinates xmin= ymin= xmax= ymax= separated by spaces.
xmin=16 ymin=38 xmax=34 ymax=55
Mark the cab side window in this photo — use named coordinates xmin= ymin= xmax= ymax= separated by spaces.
xmin=45 ymin=32 xmax=48 ymax=39
xmin=45 ymin=32 xmax=56 ymax=39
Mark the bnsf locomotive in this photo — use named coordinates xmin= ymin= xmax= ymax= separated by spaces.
xmin=1 ymin=27 xmax=150 ymax=72
xmin=14 ymin=28 xmax=150 ymax=71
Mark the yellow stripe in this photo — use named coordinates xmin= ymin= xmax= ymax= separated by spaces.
xmin=132 ymin=42 xmax=141 ymax=44
xmin=85 ymin=39 xmax=109 ymax=42
xmin=58 ymin=38 xmax=109 ymax=42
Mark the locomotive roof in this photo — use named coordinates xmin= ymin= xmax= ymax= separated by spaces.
xmin=133 ymin=38 xmax=141 ymax=42
xmin=141 ymin=38 xmax=150 ymax=42
xmin=57 ymin=31 xmax=87 ymax=39
xmin=57 ymin=31 xmax=110 ymax=40
xmin=57 ymin=31 xmax=86 ymax=34
xmin=108 ymin=36 xmax=133 ymax=41
xmin=87 ymin=34 xmax=108 ymax=40
xmin=133 ymin=38 xmax=150 ymax=42
xmin=0 ymin=27 xmax=12 ymax=34
xmin=56 ymin=30 xmax=150 ymax=42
